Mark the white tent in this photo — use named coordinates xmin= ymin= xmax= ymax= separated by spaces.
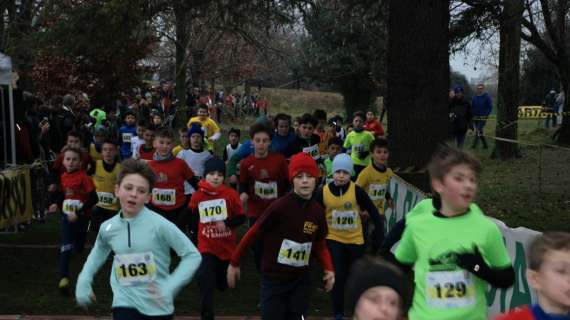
xmin=0 ymin=52 xmax=15 ymax=166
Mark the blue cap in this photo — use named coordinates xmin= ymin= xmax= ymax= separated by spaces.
xmin=332 ymin=153 xmax=354 ymax=175
xmin=188 ymin=123 xmax=204 ymax=138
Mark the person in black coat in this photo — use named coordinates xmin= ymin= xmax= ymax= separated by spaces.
xmin=448 ymin=85 xmax=472 ymax=148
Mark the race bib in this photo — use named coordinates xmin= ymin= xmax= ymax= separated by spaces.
xmin=114 ymin=252 xmax=157 ymax=286
xmin=97 ymin=192 xmax=116 ymax=206
xmin=62 ymin=199 xmax=83 ymax=215
xmin=352 ymin=144 xmax=365 ymax=153
xmin=368 ymin=184 xmax=387 ymax=201
xmin=303 ymin=144 xmax=319 ymax=160
xmin=331 ymin=210 xmax=357 ymax=230
xmin=277 ymin=239 xmax=312 ymax=267
xmin=198 ymin=199 xmax=228 ymax=223
xmin=426 ymin=270 xmax=476 ymax=309
xmin=254 ymin=181 xmax=278 ymax=200
xmin=152 ymin=188 xmax=176 ymax=206
xmin=122 ymin=132 xmax=132 ymax=143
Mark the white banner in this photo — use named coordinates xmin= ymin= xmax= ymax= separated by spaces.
xmin=384 ymin=175 xmax=539 ymax=316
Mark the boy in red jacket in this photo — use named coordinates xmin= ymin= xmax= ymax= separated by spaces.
xmin=48 ymin=146 xmax=98 ymax=295
xmin=189 ymin=157 xmax=246 ymax=320
xmin=228 ymin=152 xmax=335 ymax=320
xmin=496 ymin=232 xmax=570 ymax=320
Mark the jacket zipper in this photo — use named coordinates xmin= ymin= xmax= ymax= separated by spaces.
xmin=127 ymin=222 xmax=131 ymax=248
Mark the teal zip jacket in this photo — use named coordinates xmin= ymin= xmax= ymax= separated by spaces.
xmin=75 ymin=207 xmax=202 ymax=316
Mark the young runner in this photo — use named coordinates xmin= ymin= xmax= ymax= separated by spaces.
xmin=76 ymin=159 xmax=202 ymax=319
xmin=324 ymin=137 xmax=343 ymax=185
xmin=89 ymin=127 xmax=107 ymax=161
xmin=314 ymin=153 xmax=383 ymax=320
xmin=227 ymin=152 xmax=335 ymax=320
xmin=189 ymin=157 xmax=246 ymax=320
xmin=137 ymin=125 xmax=156 ymax=161
xmin=187 ymin=104 xmax=221 ymax=151
xmin=496 ymin=232 xmax=570 ymax=320
xmin=286 ymin=113 xmax=322 ymax=160
xmin=172 ymin=127 xmax=190 ymax=156
xmin=344 ymin=111 xmax=375 ymax=177
xmin=130 ymin=121 xmax=147 ymax=159
xmin=119 ymin=111 xmax=137 ymax=160
xmin=394 ymin=144 xmax=514 ymax=320
xmin=223 ymin=128 xmax=242 ymax=164
xmin=90 ymin=139 xmax=121 ymax=232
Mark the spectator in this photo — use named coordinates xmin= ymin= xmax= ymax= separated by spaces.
xmin=448 ymin=85 xmax=472 ymax=149
xmin=471 ymin=83 xmax=493 ymax=149
xmin=544 ymin=89 xmax=557 ymax=128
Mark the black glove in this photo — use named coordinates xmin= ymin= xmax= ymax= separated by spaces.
xmin=456 ymin=246 xmax=487 ymax=274
xmin=456 ymin=246 xmax=515 ymax=288
xmin=358 ymin=151 xmax=370 ymax=160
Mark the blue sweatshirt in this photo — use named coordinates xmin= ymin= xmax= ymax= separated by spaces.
xmin=119 ymin=125 xmax=137 ymax=159
xmin=471 ymin=93 xmax=493 ymax=117
xmin=75 ymin=207 xmax=202 ymax=316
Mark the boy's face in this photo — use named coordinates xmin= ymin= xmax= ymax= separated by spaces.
xmin=372 ymin=147 xmax=389 ymax=166
xmin=527 ymin=249 xmax=570 ymax=312
xmin=67 ymin=136 xmax=81 ymax=149
xmin=143 ymin=129 xmax=155 ymax=145
xmin=354 ymin=286 xmax=401 ymax=320
xmin=153 ymin=136 xmax=173 ymax=156
xmin=101 ymin=143 xmax=116 ymax=163
xmin=179 ymin=131 xmax=189 ymax=146
xmin=292 ymin=172 xmax=316 ymax=199
xmin=328 ymin=144 xmax=342 ymax=160
xmin=298 ymin=123 xmax=314 ymax=138
xmin=229 ymin=133 xmax=239 ymax=145
xmin=353 ymin=116 xmax=364 ymax=129
xmin=137 ymin=126 xmax=146 ymax=137
xmin=197 ymin=108 xmax=208 ymax=119
xmin=205 ymin=171 xmax=224 ymax=188
xmin=190 ymin=133 xmax=203 ymax=149
xmin=125 ymin=115 xmax=136 ymax=125
xmin=63 ymin=150 xmax=81 ymax=172
xmin=366 ymin=111 xmax=375 ymax=121
xmin=277 ymin=119 xmax=290 ymax=136
xmin=333 ymin=170 xmax=351 ymax=186
xmin=432 ymin=164 xmax=477 ymax=213
xmin=115 ymin=173 xmax=151 ymax=217
xmin=152 ymin=115 xmax=161 ymax=126
xmin=252 ymin=132 xmax=271 ymax=156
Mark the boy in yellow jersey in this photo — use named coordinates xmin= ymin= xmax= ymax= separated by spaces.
xmin=89 ymin=139 xmax=121 ymax=232
xmin=187 ymin=104 xmax=221 ymax=151
xmin=315 ymin=153 xmax=383 ymax=320
xmin=356 ymin=138 xmax=394 ymax=251
xmin=343 ymin=111 xmax=375 ymax=178
xmin=172 ymin=127 xmax=190 ymax=156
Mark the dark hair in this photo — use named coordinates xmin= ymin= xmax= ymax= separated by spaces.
xmin=370 ymin=138 xmax=389 ymax=152
xmin=145 ymin=124 xmax=156 ymax=132
xmin=313 ymin=109 xmax=327 ymax=121
xmin=62 ymin=145 xmax=82 ymax=158
xmin=154 ymin=127 xmax=175 ymax=140
xmin=249 ymin=123 xmax=273 ymax=139
xmin=274 ymin=113 xmax=291 ymax=127
xmin=178 ymin=127 xmax=188 ymax=133
xmin=197 ymin=104 xmax=209 ymax=111
xmin=528 ymin=232 xmax=570 ymax=270
xmin=124 ymin=110 xmax=136 ymax=118
xmin=101 ymin=139 xmax=118 ymax=147
xmin=67 ymin=130 xmax=82 ymax=141
xmin=137 ymin=120 xmax=147 ymax=128
xmin=353 ymin=111 xmax=366 ymax=121
xmin=328 ymin=137 xmax=343 ymax=148
xmin=229 ymin=128 xmax=241 ymax=137
xmin=117 ymin=158 xmax=156 ymax=190
xmin=298 ymin=113 xmax=318 ymax=127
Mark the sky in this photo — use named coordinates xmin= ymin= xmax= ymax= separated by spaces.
xmin=450 ymin=39 xmax=498 ymax=83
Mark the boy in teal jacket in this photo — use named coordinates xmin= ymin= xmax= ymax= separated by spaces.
xmin=76 ymin=159 xmax=202 ymax=319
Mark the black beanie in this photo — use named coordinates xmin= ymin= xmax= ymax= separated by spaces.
xmin=346 ymin=256 xmax=408 ymax=312
xmin=204 ymin=157 xmax=226 ymax=177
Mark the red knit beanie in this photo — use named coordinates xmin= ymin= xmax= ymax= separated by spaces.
xmin=288 ymin=152 xmax=319 ymax=181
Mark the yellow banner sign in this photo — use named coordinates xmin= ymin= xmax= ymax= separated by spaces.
xmin=0 ymin=168 xmax=34 ymax=229
xmin=518 ymin=106 xmax=548 ymax=119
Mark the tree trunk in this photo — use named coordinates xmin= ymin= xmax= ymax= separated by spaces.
xmin=555 ymin=70 xmax=570 ymax=145
xmin=386 ymin=0 xmax=450 ymax=191
xmin=493 ymin=0 xmax=523 ymax=159
xmin=340 ymin=75 xmax=374 ymax=117
xmin=174 ymin=2 xmax=189 ymax=109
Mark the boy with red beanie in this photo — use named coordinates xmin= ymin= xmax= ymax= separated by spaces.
xmin=189 ymin=157 xmax=246 ymax=320
xmin=227 ymin=152 xmax=335 ymax=320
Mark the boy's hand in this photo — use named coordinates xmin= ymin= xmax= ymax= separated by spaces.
xmin=66 ymin=212 xmax=78 ymax=223
xmin=229 ymin=175 xmax=238 ymax=185
xmin=227 ymin=265 xmax=241 ymax=288
xmin=359 ymin=210 xmax=370 ymax=221
xmin=456 ymin=246 xmax=487 ymax=275
xmin=48 ymin=203 xmax=59 ymax=214
xmin=323 ymin=270 xmax=335 ymax=292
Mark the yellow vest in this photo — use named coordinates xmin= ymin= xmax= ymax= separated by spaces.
xmin=92 ymin=160 xmax=121 ymax=211
xmin=355 ymin=165 xmax=394 ymax=214
xmin=89 ymin=143 xmax=102 ymax=161
xmin=323 ymin=182 xmax=363 ymax=244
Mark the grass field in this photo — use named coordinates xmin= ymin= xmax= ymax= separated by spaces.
xmin=1 ymin=88 xmax=569 ymax=316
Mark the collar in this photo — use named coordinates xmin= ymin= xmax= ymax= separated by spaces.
xmin=531 ymin=304 xmax=570 ymax=320
xmin=153 ymin=152 xmax=174 ymax=162
xmin=372 ymin=163 xmax=387 ymax=173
